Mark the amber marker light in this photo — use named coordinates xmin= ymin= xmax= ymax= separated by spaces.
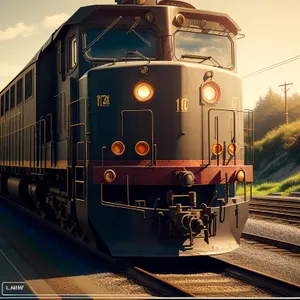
xmin=201 ymin=82 xmax=221 ymax=105
xmin=133 ymin=81 xmax=155 ymax=102
xmin=236 ymin=170 xmax=245 ymax=182
xmin=212 ymin=143 xmax=223 ymax=156
xmin=228 ymin=143 xmax=239 ymax=156
xmin=135 ymin=141 xmax=150 ymax=156
xmin=104 ymin=169 xmax=116 ymax=183
xmin=111 ymin=141 xmax=125 ymax=156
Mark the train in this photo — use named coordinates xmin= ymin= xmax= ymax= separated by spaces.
xmin=0 ymin=0 xmax=253 ymax=257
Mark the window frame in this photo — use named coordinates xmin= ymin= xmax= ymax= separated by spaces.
xmin=10 ymin=85 xmax=15 ymax=110
xmin=67 ymin=34 xmax=77 ymax=72
xmin=0 ymin=95 xmax=4 ymax=117
xmin=16 ymin=78 xmax=23 ymax=106
xmin=5 ymin=90 xmax=9 ymax=113
xmin=25 ymin=69 xmax=33 ymax=101
xmin=173 ymin=29 xmax=235 ymax=71
xmin=82 ymin=25 xmax=161 ymax=62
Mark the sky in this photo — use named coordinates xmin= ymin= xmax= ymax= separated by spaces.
xmin=0 ymin=0 xmax=299 ymax=109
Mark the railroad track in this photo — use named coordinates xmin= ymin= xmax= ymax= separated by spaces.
xmin=249 ymin=196 xmax=300 ymax=224
xmin=2 ymin=197 xmax=300 ymax=298
xmin=131 ymin=255 xmax=300 ymax=297
xmin=241 ymin=232 xmax=300 ymax=257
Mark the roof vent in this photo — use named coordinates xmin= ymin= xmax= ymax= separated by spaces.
xmin=158 ymin=0 xmax=196 ymax=8
xmin=115 ymin=0 xmax=158 ymax=5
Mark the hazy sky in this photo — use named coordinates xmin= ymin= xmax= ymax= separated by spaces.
xmin=0 ymin=0 xmax=299 ymax=109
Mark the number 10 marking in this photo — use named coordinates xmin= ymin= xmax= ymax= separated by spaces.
xmin=176 ymin=98 xmax=188 ymax=112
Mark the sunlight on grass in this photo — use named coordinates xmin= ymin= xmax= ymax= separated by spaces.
xmin=236 ymin=172 xmax=300 ymax=196
xmin=254 ymin=120 xmax=300 ymax=163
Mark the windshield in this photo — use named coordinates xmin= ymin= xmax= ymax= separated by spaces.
xmin=85 ymin=28 xmax=158 ymax=59
xmin=175 ymin=31 xmax=233 ymax=68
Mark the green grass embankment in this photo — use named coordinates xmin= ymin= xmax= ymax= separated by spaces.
xmin=237 ymin=120 xmax=300 ymax=196
xmin=236 ymin=173 xmax=300 ymax=196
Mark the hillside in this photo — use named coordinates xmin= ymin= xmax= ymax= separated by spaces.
xmin=238 ymin=120 xmax=300 ymax=195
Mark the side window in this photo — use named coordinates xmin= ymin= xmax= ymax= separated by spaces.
xmin=25 ymin=70 xmax=33 ymax=100
xmin=0 ymin=95 xmax=4 ymax=116
xmin=17 ymin=78 xmax=23 ymax=105
xmin=10 ymin=85 xmax=15 ymax=109
xmin=5 ymin=91 xmax=9 ymax=112
xmin=57 ymin=50 xmax=62 ymax=74
xmin=72 ymin=38 xmax=77 ymax=67
xmin=68 ymin=36 xmax=77 ymax=70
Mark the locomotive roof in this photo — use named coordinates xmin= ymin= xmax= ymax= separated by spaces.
xmin=2 ymin=4 xmax=240 ymax=93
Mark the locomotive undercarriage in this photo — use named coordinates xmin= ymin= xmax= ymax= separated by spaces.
xmin=0 ymin=167 xmax=87 ymax=241
xmin=0 ymin=163 xmax=250 ymax=256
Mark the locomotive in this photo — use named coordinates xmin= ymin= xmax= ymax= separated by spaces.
xmin=0 ymin=0 xmax=253 ymax=257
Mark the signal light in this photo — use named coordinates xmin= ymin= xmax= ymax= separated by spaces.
xmin=212 ymin=143 xmax=223 ymax=156
xmin=111 ymin=141 xmax=125 ymax=156
xmin=135 ymin=141 xmax=150 ymax=156
xmin=236 ymin=170 xmax=245 ymax=182
xmin=228 ymin=143 xmax=239 ymax=156
xmin=104 ymin=169 xmax=117 ymax=183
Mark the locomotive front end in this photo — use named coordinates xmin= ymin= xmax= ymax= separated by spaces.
xmin=80 ymin=2 xmax=253 ymax=257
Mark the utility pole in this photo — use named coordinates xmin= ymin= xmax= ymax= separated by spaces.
xmin=279 ymin=81 xmax=293 ymax=124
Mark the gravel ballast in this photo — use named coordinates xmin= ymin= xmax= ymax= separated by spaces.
xmin=217 ymin=218 xmax=300 ymax=286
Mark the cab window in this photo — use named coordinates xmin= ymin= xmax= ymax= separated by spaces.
xmin=68 ymin=36 xmax=77 ymax=70
xmin=85 ymin=28 xmax=158 ymax=59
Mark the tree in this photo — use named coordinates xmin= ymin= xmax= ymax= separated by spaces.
xmin=252 ymin=88 xmax=300 ymax=141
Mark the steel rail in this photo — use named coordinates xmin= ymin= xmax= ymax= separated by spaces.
xmin=250 ymin=203 xmax=300 ymax=210
xmin=250 ymin=206 xmax=300 ymax=214
xmin=249 ymin=208 xmax=300 ymax=223
xmin=252 ymin=195 xmax=300 ymax=203
xmin=241 ymin=232 xmax=300 ymax=253
xmin=211 ymin=257 xmax=300 ymax=297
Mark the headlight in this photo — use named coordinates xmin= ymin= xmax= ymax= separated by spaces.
xmin=212 ymin=143 xmax=223 ymax=156
xmin=133 ymin=81 xmax=155 ymax=102
xmin=228 ymin=143 xmax=239 ymax=156
xmin=202 ymin=82 xmax=221 ymax=105
xmin=104 ymin=169 xmax=116 ymax=183
xmin=111 ymin=141 xmax=125 ymax=156
xmin=135 ymin=141 xmax=150 ymax=156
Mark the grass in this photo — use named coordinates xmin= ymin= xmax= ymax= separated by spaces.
xmin=236 ymin=173 xmax=300 ymax=196
xmin=254 ymin=120 xmax=300 ymax=165
xmin=238 ymin=120 xmax=300 ymax=196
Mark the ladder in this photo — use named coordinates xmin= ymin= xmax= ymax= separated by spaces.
xmin=67 ymin=97 xmax=88 ymax=202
